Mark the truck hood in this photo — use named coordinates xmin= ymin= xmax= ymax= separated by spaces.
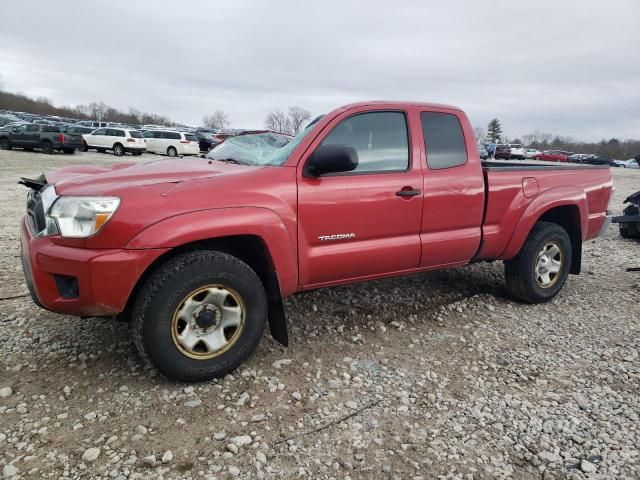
xmin=48 ymin=158 xmax=256 ymax=194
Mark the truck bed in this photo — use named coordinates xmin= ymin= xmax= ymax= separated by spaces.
xmin=476 ymin=159 xmax=613 ymax=261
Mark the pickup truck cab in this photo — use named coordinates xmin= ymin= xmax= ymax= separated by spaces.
xmin=19 ymin=101 xmax=613 ymax=381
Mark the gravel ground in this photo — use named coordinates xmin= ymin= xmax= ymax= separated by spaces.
xmin=1 ymin=149 xmax=639 ymax=480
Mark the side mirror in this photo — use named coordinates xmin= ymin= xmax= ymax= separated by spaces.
xmin=305 ymin=144 xmax=358 ymax=177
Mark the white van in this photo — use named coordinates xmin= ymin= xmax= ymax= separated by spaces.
xmin=142 ymin=130 xmax=200 ymax=157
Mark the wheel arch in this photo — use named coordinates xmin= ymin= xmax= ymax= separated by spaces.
xmin=122 ymin=207 xmax=298 ymax=345
xmin=502 ymin=190 xmax=588 ymax=275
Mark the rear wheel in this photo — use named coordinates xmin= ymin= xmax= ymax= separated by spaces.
xmin=167 ymin=146 xmax=177 ymax=157
xmin=504 ymin=221 xmax=572 ymax=303
xmin=113 ymin=143 xmax=125 ymax=156
xmin=41 ymin=141 xmax=54 ymax=154
xmin=132 ymin=251 xmax=268 ymax=381
xmin=0 ymin=138 xmax=13 ymax=150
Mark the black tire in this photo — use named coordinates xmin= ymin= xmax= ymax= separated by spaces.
xmin=167 ymin=146 xmax=177 ymax=157
xmin=63 ymin=148 xmax=75 ymax=155
xmin=619 ymin=205 xmax=640 ymax=239
xmin=80 ymin=143 xmax=88 ymax=152
xmin=132 ymin=250 xmax=268 ymax=382
xmin=41 ymin=141 xmax=54 ymax=154
xmin=504 ymin=221 xmax=572 ymax=304
xmin=113 ymin=143 xmax=125 ymax=156
xmin=0 ymin=138 xmax=10 ymax=150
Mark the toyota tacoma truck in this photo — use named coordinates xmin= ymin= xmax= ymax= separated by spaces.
xmin=19 ymin=101 xmax=613 ymax=381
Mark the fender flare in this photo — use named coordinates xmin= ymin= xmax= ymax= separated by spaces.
xmin=501 ymin=187 xmax=588 ymax=260
xmin=125 ymin=206 xmax=298 ymax=297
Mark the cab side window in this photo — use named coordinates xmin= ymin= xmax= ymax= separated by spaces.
xmin=421 ymin=112 xmax=467 ymax=170
xmin=320 ymin=111 xmax=409 ymax=174
xmin=93 ymin=128 xmax=107 ymax=135
xmin=25 ymin=125 xmax=40 ymax=133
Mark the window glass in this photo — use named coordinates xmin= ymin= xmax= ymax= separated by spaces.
xmin=164 ymin=131 xmax=181 ymax=140
xmin=153 ymin=131 xmax=164 ymax=139
xmin=93 ymin=128 xmax=106 ymax=135
xmin=421 ymin=112 xmax=467 ymax=169
xmin=143 ymin=131 xmax=154 ymax=138
xmin=319 ymin=111 xmax=409 ymax=173
xmin=26 ymin=125 xmax=40 ymax=132
xmin=129 ymin=130 xmax=143 ymax=138
xmin=185 ymin=134 xmax=198 ymax=142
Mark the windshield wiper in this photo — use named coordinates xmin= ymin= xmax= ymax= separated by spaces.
xmin=212 ymin=157 xmax=252 ymax=166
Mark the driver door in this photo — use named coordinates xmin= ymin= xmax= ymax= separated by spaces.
xmin=297 ymin=110 xmax=424 ymax=287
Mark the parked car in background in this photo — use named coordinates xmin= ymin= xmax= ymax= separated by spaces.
xmin=524 ymin=148 xmax=541 ymax=159
xmin=76 ymin=120 xmax=109 ymax=128
xmin=0 ymin=123 xmax=82 ymax=154
xmin=195 ymin=130 xmax=221 ymax=152
xmin=61 ymin=126 xmax=95 ymax=151
xmin=494 ymin=144 xmax=512 ymax=159
xmin=143 ymin=130 xmax=200 ymax=157
xmin=477 ymin=143 xmax=489 ymax=159
xmin=533 ymin=150 xmax=569 ymax=162
xmin=568 ymin=153 xmax=590 ymax=163
xmin=582 ymin=155 xmax=615 ymax=166
xmin=509 ymin=144 xmax=526 ymax=159
xmin=83 ymin=128 xmax=146 ymax=156
xmin=0 ymin=113 xmax=21 ymax=127
xmin=613 ymin=159 xmax=639 ymax=169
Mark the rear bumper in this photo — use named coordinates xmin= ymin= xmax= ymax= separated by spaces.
xmin=20 ymin=218 xmax=167 ymax=316
xmin=124 ymin=146 xmax=146 ymax=153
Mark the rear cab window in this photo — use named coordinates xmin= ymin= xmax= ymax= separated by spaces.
xmin=421 ymin=112 xmax=467 ymax=169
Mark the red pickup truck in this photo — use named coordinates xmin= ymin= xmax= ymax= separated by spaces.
xmin=20 ymin=101 xmax=613 ymax=381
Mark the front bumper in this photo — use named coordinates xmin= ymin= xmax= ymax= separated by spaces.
xmin=20 ymin=218 xmax=167 ymax=316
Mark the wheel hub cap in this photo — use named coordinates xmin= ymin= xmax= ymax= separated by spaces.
xmin=535 ymin=241 xmax=563 ymax=288
xmin=170 ymin=285 xmax=245 ymax=360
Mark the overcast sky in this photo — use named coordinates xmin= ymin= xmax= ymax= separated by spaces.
xmin=1 ymin=0 xmax=639 ymax=141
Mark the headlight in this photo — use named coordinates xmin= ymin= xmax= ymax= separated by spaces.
xmin=47 ymin=197 xmax=120 ymax=238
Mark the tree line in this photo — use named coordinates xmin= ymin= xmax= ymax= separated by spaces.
xmin=0 ymin=89 xmax=175 ymax=127
xmin=476 ymin=118 xmax=640 ymax=160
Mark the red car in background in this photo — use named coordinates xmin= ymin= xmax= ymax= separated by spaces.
xmin=534 ymin=150 xmax=571 ymax=162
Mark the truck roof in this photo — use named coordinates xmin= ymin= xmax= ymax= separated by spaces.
xmin=336 ymin=101 xmax=463 ymax=112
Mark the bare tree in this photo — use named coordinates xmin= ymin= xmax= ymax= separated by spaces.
xmin=288 ymin=106 xmax=311 ymax=133
xmin=264 ymin=110 xmax=292 ymax=134
xmin=473 ymin=125 xmax=485 ymax=143
xmin=202 ymin=110 xmax=230 ymax=131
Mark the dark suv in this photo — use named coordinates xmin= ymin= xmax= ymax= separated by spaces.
xmin=494 ymin=144 xmax=512 ymax=160
xmin=0 ymin=124 xmax=82 ymax=154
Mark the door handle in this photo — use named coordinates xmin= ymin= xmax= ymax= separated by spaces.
xmin=395 ymin=188 xmax=421 ymax=197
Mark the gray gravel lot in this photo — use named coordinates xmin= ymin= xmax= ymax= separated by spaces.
xmin=1 ymin=149 xmax=639 ymax=480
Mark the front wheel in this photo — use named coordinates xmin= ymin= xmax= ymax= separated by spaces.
xmin=132 ymin=251 xmax=268 ymax=382
xmin=0 ymin=138 xmax=12 ymax=150
xmin=504 ymin=221 xmax=572 ymax=304
xmin=167 ymin=146 xmax=177 ymax=157
xmin=113 ymin=143 xmax=125 ymax=156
